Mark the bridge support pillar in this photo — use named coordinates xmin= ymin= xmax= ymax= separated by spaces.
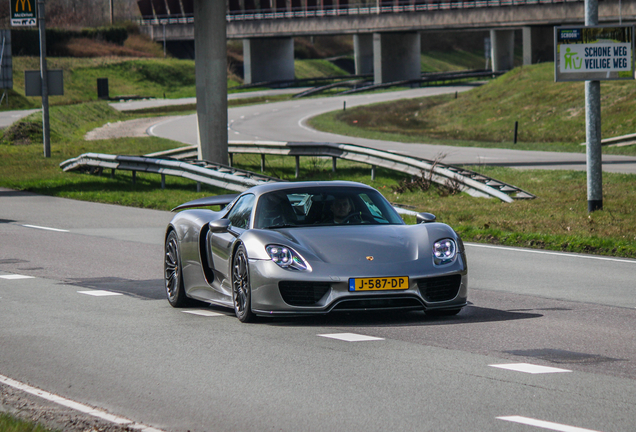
xmin=373 ymin=32 xmax=420 ymax=84
xmin=243 ymin=37 xmax=295 ymax=84
xmin=522 ymin=26 xmax=554 ymax=65
xmin=354 ymin=34 xmax=373 ymax=75
xmin=194 ymin=0 xmax=228 ymax=164
xmin=490 ymin=29 xmax=515 ymax=72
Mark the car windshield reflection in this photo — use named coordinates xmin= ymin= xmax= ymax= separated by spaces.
xmin=253 ymin=186 xmax=404 ymax=229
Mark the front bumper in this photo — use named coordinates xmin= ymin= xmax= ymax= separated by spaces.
xmin=248 ymin=254 xmax=468 ymax=316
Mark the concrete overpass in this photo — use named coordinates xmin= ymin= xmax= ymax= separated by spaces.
xmin=139 ymin=0 xmax=634 ymax=166
xmin=141 ymin=0 xmax=634 ymax=84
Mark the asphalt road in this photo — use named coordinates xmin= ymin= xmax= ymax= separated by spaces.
xmin=0 ymin=109 xmax=40 ymax=129
xmin=2 ymin=188 xmax=636 ymax=432
xmin=147 ymin=85 xmax=636 ymax=174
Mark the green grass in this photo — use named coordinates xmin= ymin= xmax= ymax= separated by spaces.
xmin=308 ymin=62 xmax=636 ymax=156
xmin=295 ymin=59 xmax=350 ymax=79
xmin=3 ymin=57 xmax=347 ymax=112
xmin=0 ymin=412 xmax=58 ymax=432
xmin=421 ymin=50 xmax=488 ymax=72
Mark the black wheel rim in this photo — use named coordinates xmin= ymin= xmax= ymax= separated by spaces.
xmin=165 ymin=235 xmax=180 ymax=302
xmin=233 ymin=249 xmax=249 ymax=317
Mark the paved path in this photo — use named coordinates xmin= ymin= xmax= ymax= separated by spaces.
xmin=147 ymin=86 xmax=636 ymax=174
xmin=0 ymin=109 xmax=40 ymax=129
xmin=108 ymin=88 xmax=311 ymax=112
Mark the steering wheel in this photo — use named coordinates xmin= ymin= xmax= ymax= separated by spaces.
xmin=342 ymin=212 xmax=373 ymax=224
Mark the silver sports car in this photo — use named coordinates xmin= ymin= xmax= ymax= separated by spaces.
xmin=164 ymin=181 xmax=467 ymax=322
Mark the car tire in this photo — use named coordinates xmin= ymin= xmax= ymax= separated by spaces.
xmin=232 ymin=244 xmax=255 ymax=323
xmin=427 ymin=308 xmax=462 ymax=317
xmin=165 ymin=230 xmax=189 ymax=307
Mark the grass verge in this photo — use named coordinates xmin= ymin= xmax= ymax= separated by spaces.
xmin=0 ymin=412 xmax=57 ymax=432
xmin=2 ymin=96 xmax=636 ymax=258
xmin=308 ymin=63 xmax=636 ymax=156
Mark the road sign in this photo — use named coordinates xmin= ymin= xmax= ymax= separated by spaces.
xmin=11 ymin=0 xmax=37 ymax=26
xmin=24 ymin=70 xmax=64 ymax=96
xmin=554 ymin=25 xmax=634 ymax=82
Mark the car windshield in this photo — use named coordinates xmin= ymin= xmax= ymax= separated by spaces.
xmin=253 ymin=186 xmax=404 ymax=229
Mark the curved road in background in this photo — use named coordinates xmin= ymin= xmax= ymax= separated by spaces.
xmin=147 ymin=85 xmax=636 ymax=174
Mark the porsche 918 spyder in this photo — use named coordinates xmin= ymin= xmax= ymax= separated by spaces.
xmin=164 ymin=181 xmax=467 ymax=322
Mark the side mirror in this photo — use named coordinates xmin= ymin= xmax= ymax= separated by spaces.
xmin=416 ymin=212 xmax=436 ymax=224
xmin=209 ymin=219 xmax=231 ymax=233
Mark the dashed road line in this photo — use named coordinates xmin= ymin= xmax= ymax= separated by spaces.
xmin=0 ymin=274 xmax=35 ymax=280
xmin=466 ymin=243 xmax=636 ymax=265
xmin=22 ymin=224 xmax=69 ymax=233
xmin=318 ymin=333 xmax=384 ymax=342
xmin=0 ymin=373 xmax=165 ymax=432
xmin=77 ymin=290 xmax=124 ymax=297
xmin=497 ymin=415 xmax=601 ymax=432
xmin=490 ymin=363 xmax=572 ymax=374
xmin=182 ymin=310 xmax=224 ymax=317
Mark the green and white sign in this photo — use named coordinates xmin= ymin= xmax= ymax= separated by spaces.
xmin=555 ymin=26 xmax=634 ymax=82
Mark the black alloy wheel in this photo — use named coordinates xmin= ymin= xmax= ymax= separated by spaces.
xmin=165 ymin=230 xmax=188 ymax=307
xmin=232 ymin=244 xmax=255 ymax=323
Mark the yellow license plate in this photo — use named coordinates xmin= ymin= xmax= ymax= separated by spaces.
xmin=348 ymin=276 xmax=409 ymax=292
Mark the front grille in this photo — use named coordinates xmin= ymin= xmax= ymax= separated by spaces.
xmin=331 ymin=296 xmax=423 ymax=311
xmin=417 ymin=274 xmax=462 ymax=302
xmin=279 ymin=281 xmax=330 ymax=306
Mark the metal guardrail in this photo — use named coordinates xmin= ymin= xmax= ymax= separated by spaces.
xmin=141 ymin=141 xmax=535 ymax=202
xmin=59 ymin=153 xmax=281 ymax=193
xmin=293 ymin=70 xmax=500 ymax=98
xmin=580 ymin=133 xmax=636 ymax=148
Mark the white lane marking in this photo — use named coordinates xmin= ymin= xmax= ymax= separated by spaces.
xmin=466 ymin=243 xmax=636 ymax=265
xmin=146 ymin=115 xmax=182 ymax=137
xmin=0 ymin=274 xmax=35 ymax=280
xmin=182 ymin=310 xmax=223 ymax=317
xmin=22 ymin=224 xmax=69 ymax=233
xmin=318 ymin=333 xmax=384 ymax=342
xmin=0 ymin=374 xmax=165 ymax=432
xmin=298 ymin=111 xmax=322 ymax=133
xmin=497 ymin=416 xmax=601 ymax=432
xmin=490 ymin=363 xmax=571 ymax=374
xmin=77 ymin=290 xmax=123 ymax=297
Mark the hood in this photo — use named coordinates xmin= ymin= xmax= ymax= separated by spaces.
xmin=276 ymin=224 xmax=425 ymax=264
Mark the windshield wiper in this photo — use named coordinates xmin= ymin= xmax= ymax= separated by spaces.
xmin=263 ymin=223 xmax=297 ymax=230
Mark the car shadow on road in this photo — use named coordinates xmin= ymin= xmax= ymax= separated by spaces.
xmin=262 ymin=303 xmax=543 ymax=328
xmin=63 ymin=277 xmax=166 ymax=300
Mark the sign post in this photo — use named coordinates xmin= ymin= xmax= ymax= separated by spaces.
xmin=37 ymin=0 xmax=50 ymax=158
xmin=12 ymin=0 xmax=52 ymax=157
xmin=555 ymin=18 xmax=634 ymax=212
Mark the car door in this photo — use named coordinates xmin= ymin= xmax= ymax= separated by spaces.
xmin=209 ymin=194 xmax=255 ymax=291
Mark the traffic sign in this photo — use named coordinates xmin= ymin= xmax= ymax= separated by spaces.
xmin=11 ymin=0 xmax=37 ymax=27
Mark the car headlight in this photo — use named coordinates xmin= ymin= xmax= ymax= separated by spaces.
xmin=266 ymin=245 xmax=311 ymax=271
xmin=433 ymin=239 xmax=457 ymax=266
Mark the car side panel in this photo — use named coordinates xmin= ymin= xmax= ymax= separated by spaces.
xmin=168 ymin=209 xmax=233 ymax=307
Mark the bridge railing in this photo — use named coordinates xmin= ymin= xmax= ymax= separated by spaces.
xmin=137 ymin=0 xmax=582 ymax=25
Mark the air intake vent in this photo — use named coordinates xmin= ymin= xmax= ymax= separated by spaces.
xmin=279 ymin=281 xmax=330 ymax=306
xmin=417 ymin=274 xmax=462 ymax=302
xmin=331 ymin=296 xmax=423 ymax=311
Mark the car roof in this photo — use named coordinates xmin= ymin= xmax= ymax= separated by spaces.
xmin=247 ymin=181 xmax=376 ymax=197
